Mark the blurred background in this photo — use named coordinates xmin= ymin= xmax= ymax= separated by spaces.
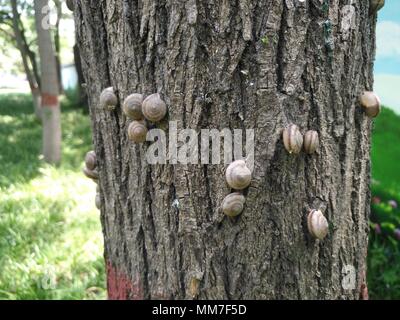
xmin=0 ymin=1 xmax=399 ymax=300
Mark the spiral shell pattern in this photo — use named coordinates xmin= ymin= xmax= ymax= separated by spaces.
xmin=100 ymin=87 xmax=118 ymax=110
xmin=307 ymin=209 xmax=329 ymax=240
xmin=83 ymin=167 xmax=99 ymax=181
xmin=225 ymin=160 xmax=252 ymax=190
xmin=142 ymin=93 xmax=167 ymax=122
xmin=128 ymin=120 xmax=148 ymax=143
xmin=123 ymin=93 xmax=144 ymax=120
xmin=222 ymin=193 xmax=246 ymax=217
xmin=85 ymin=150 xmax=97 ymax=171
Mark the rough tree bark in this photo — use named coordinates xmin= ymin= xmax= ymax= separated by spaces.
xmin=34 ymin=0 xmax=61 ymax=164
xmin=75 ymin=0 xmax=377 ymax=299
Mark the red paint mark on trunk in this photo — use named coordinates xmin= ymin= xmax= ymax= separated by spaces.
xmin=41 ymin=93 xmax=59 ymax=107
xmin=106 ymin=261 xmax=143 ymax=300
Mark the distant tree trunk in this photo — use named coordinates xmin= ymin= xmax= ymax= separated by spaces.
xmin=10 ymin=0 xmax=41 ymax=119
xmin=75 ymin=0 xmax=377 ymax=299
xmin=73 ymin=43 xmax=88 ymax=108
xmin=34 ymin=0 xmax=61 ymax=164
xmin=54 ymin=0 xmax=63 ymax=94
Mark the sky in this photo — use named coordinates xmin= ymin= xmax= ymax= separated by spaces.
xmin=375 ymin=1 xmax=400 ymax=113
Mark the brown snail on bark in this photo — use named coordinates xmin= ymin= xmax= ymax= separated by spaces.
xmin=83 ymin=167 xmax=99 ymax=181
xmin=100 ymin=87 xmax=118 ymax=110
xmin=95 ymin=193 xmax=101 ymax=210
xmin=369 ymin=0 xmax=385 ymax=15
xmin=85 ymin=151 xmax=97 ymax=171
xmin=123 ymin=93 xmax=144 ymax=120
xmin=128 ymin=120 xmax=148 ymax=143
xmin=307 ymin=209 xmax=329 ymax=240
xmin=303 ymin=130 xmax=319 ymax=155
xmin=222 ymin=193 xmax=246 ymax=217
xmin=359 ymin=91 xmax=381 ymax=118
xmin=283 ymin=124 xmax=303 ymax=154
xmin=225 ymin=159 xmax=252 ymax=190
xmin=142 ymin=93 xmax=167 ymax=122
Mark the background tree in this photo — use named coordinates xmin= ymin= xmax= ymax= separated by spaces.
xmin=34 ymin=0 xmax=60 ymax=164
xmin=74 ymin=0 xmax=379 ymax=299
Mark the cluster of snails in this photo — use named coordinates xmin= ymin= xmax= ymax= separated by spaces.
xmin=221 ymin=160 xmax=252 ymax=217
xmin=124 ymin=93 xmax=167 ymax=143
xmin=283 ymin=124 xmax=319 ymax=155
xmin=83 ymin=150 xmax=101 ymax=210
xmin=99 ymin=88 xmax=168 ymax=144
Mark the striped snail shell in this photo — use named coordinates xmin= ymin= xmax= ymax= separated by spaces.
xmin=83 ymin=167 xmax=99 ymax=181
xmin=123 ymin=93 xmax=144 ymax=120
xmin=100 ymin=87 xmax=118 ymax=110
xmin=307 ymin=209 xmax=329 ymax=240
xmin=283 ymin=124 xmax=303 ymax=154
xmin=359 ymin=91 xmax=381 ymax=118
xmin=222 ymin=193 xmax=246 ymax=217
xmin=85 ymin=150 xmax=97 ymax=170
xmin=225 ymin=160 xmax=252 ymax=190
xmin=303 ymin=130 xmax=319 ymax=155
xmin=142 ymin=93 xmax=167 ymax=122
xmin=128 ymin=120 xmax=148 ymax=143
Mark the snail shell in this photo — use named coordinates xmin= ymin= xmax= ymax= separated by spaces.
xmin=100 ymin=87 xmax=118 ymax=110
xmin=307 ymin=209 xmax=329 ymax=240
xmin=85 ymin=150 xmax=97 ymax=170
xmin=128 ymin=120 xmax=148 ymax=143
xmin=142 ymin=93 xmax=167 ymax=122
xmin=95 ymin=193 xmax=101 ymax=210
xmin=283 ymin=124 xmax=303 ymax=154
xmin=222 ymin=193 xmax=246 ymax=217
xmin=123 ymin=93 xmax=144 ymax=120
xmin=83 ymin=167 xmax=99 ymax=181
xmin=66 ymin=0 xmax=74 ymax=11
xmin=225 ymin=160 xmax=252 ymax=190
xmin=303 ymin=130 xmax=319 ymax=155
xmin=369 ymin=0 xmax=385 ymax=15
xmin=359 ymin=91 xmax=381 ymax=118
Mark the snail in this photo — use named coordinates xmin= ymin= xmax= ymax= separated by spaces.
xmin=95 ymin=193 xmax=101 ymax=210
xmin=369 ymin=0 xmax=385 ymax=15
xmin=128 ymin=120 xmax=148 ymax=143
xmin=123 ymin=93 xmax=144 ymax=120
xmin=142 ymin=93 xmax=167 ymax=122
xmin=283 ymin=124 xmax=303 ymax=154
xmin=359 ymin=91 xmax=381 ymax=118
xmin=303 ymin=130 xmax=319 ymax=154
xmin=66 ymin=0 xmax=74 ymax=11
xmin=307 ymin=209 xmax=329 ymax=240
xmin=85 ymin=150 xmax=97 ymax=171
xmin=83 ymin=167 xmax=99 ymax=181
xmin=100 ymin=87 xmax=118 ymax=110
xmin=225 ymin=159 xmax=252 ymax=190
xmin=222 ymin=193 xmax=246 ymax=217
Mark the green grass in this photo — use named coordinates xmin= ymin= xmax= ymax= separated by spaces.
xmin=0 ymin=93 xmax=106 ymax=300
xmin=371 ymin=107 xmax=400 ymax=189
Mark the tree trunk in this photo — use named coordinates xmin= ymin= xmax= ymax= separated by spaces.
xmin=10 ymin=0 xmax=41 ymax=120
xmin=34 ymin=0 xmax=61 ymax=164
xmin=75 ymin=0 xmax=376 ymax=300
